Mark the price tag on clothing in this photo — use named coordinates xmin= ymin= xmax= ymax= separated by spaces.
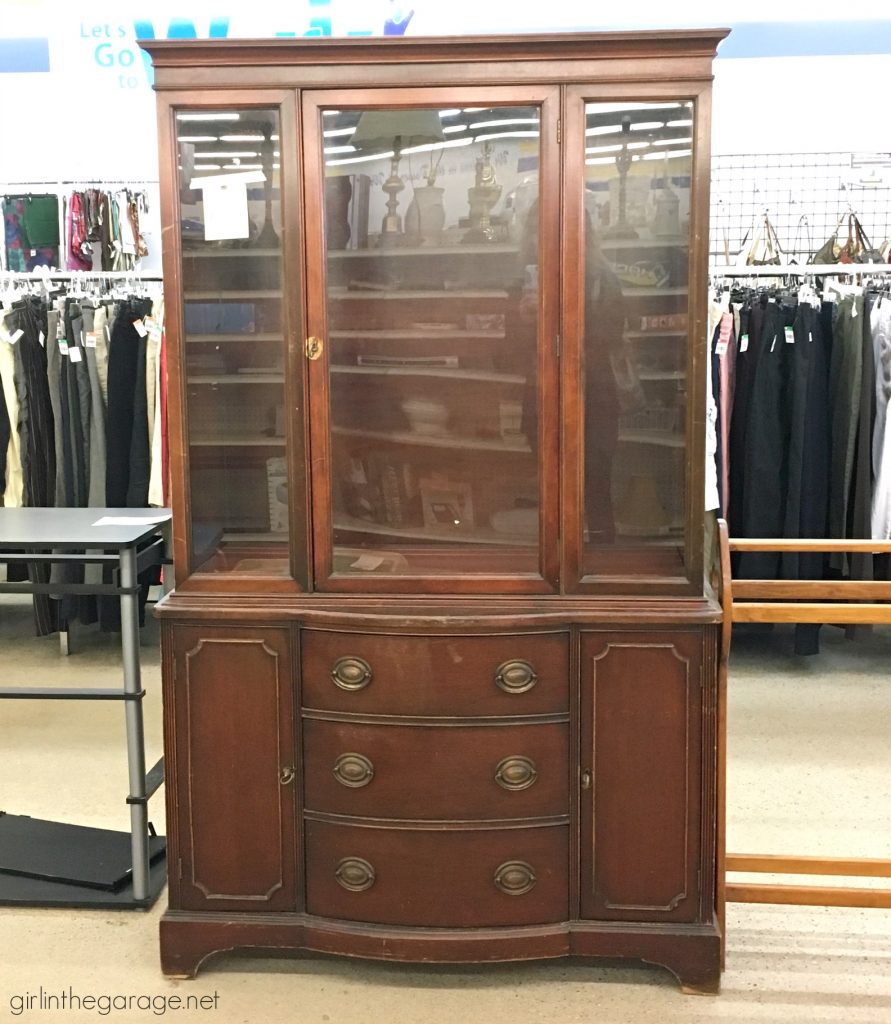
xmin=8 ymin=329 xmax=23 ymax=344
xmin=148 ymin=324 xmax=163 ymax=345
xmin=68 ymin=346 xmax=83 ymax=363
xmin=739 ymin=333 xmax=749 ymax=353
xmin=784 ymin=326 xmax=795 ymax=344
xmin=132 ymin=318 xmax=149 ymax=338
xmin=58 ymin=339 xmax=69 ymax=355
xmin=84 ymin=331 xmax=97 ymax=348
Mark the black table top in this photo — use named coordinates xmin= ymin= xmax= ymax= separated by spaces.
xmin=0 ymin=508 xmax=171 ymax=550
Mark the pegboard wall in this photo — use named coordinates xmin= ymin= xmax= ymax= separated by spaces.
xmin=709 ymin=152 xmax=891 ymax=264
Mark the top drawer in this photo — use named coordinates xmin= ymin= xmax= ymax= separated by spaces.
xmin=301 ymin=631 xmax=569 ymax=717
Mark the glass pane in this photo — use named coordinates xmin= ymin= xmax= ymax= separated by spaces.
xmin=581 ymin=100 xmax=693 ymax=578
xmin=322 ymin=104 xmax=542 ymax=577
xmin=176 ymin=108 xmax=290 ymax=576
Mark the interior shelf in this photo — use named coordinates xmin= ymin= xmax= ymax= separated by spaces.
xmin=330 ymin=329 xmax=505 ymax=341
xmin=625 ymin=330 xmax=687 ymax=340
xmin=331 ymin=365 xmax=525 ymax=385
xmin=330 ymin=289 xmax=509 ymax=300
xmin=617 ymin=430 xmax=685 ymax=448
xmin=188 ymin=374 xmax=285 ymax=384
xmin=332 ymin=426 xmax=531 ymax=453
xmin=185 ymin=333 xmax=283 ymax=343
xmin=184 ymin=290 xmax=281 ymax=299
xmin=334 ymin=515 xmax=535 ymax=547
xmin=183 ymin=248 xmax=280 ymax=258
xmin=190 ymin=437 xmax=287 ymax=447
xmin=328 ymin=243 xmax=520 ymax=258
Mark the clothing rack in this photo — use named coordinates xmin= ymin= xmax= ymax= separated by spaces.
xmin=708 ymin=262 xmax=891 ymax=277
xmin=0 ymin=271 xmax=162 ymax=281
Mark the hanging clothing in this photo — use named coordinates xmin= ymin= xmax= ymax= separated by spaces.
xmin=871 ymin=297 xmax=891 ymax=537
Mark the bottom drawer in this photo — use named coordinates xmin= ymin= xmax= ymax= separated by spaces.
xmin=305 ymin=820 xmax=568 ymax=928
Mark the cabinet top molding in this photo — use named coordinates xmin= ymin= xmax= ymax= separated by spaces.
xmin=141 ymin=30 xmax=730 ymax=72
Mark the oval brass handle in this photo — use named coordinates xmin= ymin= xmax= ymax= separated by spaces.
xmin=494 ymin=860 xmax=537 ymax=896
xmin=495 ymin=755 xmax=537 ymax=791
xmin=494 ymin=659 xmax=538 ymax=694
xmin=305 ymin=335 xmax=324 ymax=360
xmin=580 ymin=769 xmax=592 ymax=790
xmin=333 ymin=752 xmax=375 ymax=788
xmin=331 ymin=656 xmax=373 ymax=691
xmin=279 ymin=766 xmax=296 ymax=785
xmin=335 ymin=857 xmax=376 ymax=892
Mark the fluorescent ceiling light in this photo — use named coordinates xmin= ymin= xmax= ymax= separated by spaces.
xmin=176 ymin=112 xmax=240 ymax=122
xmin=586 ymin=102 xmax=683 ymax=114
xmin=194 ymin=150 xmax=259 ymax=158
xmin=666 ymin=119 xmax=693 ymax=128
xmin=585 ymin=156 xmax=616 ymax=166
xmin=323 ymin=110 xmax=339 ymax=117
xmin=219 ymin=133 xmax=266 ymax=142
xmin=224 ymin=163 xmax=263 ymax=170
xmin=327 ymin=150 xmax=394 ymax=166
xmin=323 ymin=126 xmax=356 ymax=138
xmin=473 ymin=131 xmax=539 ymax=142
xmin=438 ymin=108 xmax=461 ymax=117
xmin=324 ymin=145 xmax=356 ymax=154
xmin=641 ymin=148 xmax=692 ymax=161
xmin=443 ymin=124 xmax=468 ymax=134
xmin=585 ymin=144 xmax=622 ymax=154
xmin=585 ymin=125 xmax=622 ymax=136
xmin=191 ymin=163 xmax=220 ymax=170
xmin=401 ymin=138 xmax=473 ymax=155
xmin=469 ymin=118 xmax=539 ymax=130
xmin=630 ymin=121 xmax=666 ymax=131
xmin=177 ymin=135 xmax=217 ymax=143
xmin=649 ymin=137 xmax=693 ymax=148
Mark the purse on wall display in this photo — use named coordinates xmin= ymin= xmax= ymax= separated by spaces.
xmin=813 ymin=212 xmax=884 ymax=265
xmin=733 ymin=213 xmax=785 ymax=267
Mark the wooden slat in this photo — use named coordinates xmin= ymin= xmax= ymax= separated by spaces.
xmin=726 ymin=883 xmax=891 ymax=909
xmin=729 ymin=538 xmax=891 ymax=553
xmin=727 ymin=854 xmax=891 ymax=878
xmin=732 ymin=602 xmax=891 ymax=624
xmin=734 ymin=580 xmax=891 ymax=600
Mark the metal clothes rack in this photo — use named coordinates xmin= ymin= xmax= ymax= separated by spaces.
xmin=0 ymin=270 xmax=162 ymax=281
xmin=708 ymin=262 xmax=891 ymax=277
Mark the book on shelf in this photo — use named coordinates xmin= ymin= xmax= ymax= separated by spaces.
xmin=339 ymin=452 xmax=422 ymax=528
xmin=266 ymin=457 xmax=288 ymax=533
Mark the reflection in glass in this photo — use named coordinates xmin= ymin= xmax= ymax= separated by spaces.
xmin=176 ymin=108 xmax=290 ymax=576
xmin=581 ymin=101 xmax=693 ymax=578
xmin=322 ymin=106 xmax=542 ymax=577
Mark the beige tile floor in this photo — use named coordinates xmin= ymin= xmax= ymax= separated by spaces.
xmin=1 ymin=595 xmax=889 ymax=1023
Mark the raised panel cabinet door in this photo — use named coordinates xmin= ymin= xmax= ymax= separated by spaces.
xmin=170 ymin=625 xmax=297 ymax=912
xmin=579 ymin=630 xmax=704 ymax=922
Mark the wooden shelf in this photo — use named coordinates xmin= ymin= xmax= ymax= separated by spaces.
xmin=637 ymin=370 xmax=685 ymax=381
xmin=190 ymin=437 xmax=286 ymax=447
xmin=221 ymin=531 xmax=288 ymax=542
xmin=183 ymin=248 xmax=279 ymax=258
xmin=602 ymin=237 xmax=686 ymax=250
xmin=332 ymin=426 xmax=531 ymax=454
xmin=329 ymin=289 xmax=509 ymax=300
xmin=618 ymin=430 xmax=685 ymax=448
xmin=185 ymin=333 xmax=283 ymax=343
xmin=188 ymin=374 xmax=284 ymax=385
xmin=328 ymin=243 xmax=519 ymax=258
xmin=331 ymin=365 xmax=524 ymax=385
xmin=330 ymin=329 xmax=505 ymax=341
xmin=334 ymin=515 xmax=535 ymax=547
xmin=185 ymin=290 xmax=280 ymax=299
xmin=626 ymin=330 xmax=687 ymax=340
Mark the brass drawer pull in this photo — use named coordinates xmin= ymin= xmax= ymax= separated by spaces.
xmin=279 ymin=766 xmax=296 ymax=785
xmin=495 ymin=755 xmax=538 ymax=791
xmin=331 ymin=656 xmax=373 ymax=691
xmin=494 ymin=659 xmax=537 ymax=694
xmin=335 ymin=857 xmax=376 ymax=892
xmin=494 ymin=860 xmax=536 ymax=896
xmin=333 ymin=752 xmax=375 ymax=788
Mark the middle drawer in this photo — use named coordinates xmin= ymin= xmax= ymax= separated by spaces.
xmin=303 ymin=720 xmax=569 ymax=821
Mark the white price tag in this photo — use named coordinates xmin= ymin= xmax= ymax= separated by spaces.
xmin=69 ymin=346 xmax=83 ymax=363
xmin=133 ymin=318 xmax=149 ymax=338
xmin=739 ymin=333 xmax=749 ymax=353
xmin=59 ymin=339 xmax=69 ymax=355
xmin=85 ymin=331 xmax=97 ymax=348
xmin=148 ymin=325 xmax=163 ymax=345
xmin=8 ymin=328 xmax=23 ymax=344
xmin=784 ymin=326 xmax=795 ymax=344
xmin=38 ymin=330 xmax=46 ymax=347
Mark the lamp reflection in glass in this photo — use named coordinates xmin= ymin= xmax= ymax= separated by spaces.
xmin=350 ymin=108 xmax=444 ymax=246
xmin=603 ymin=116 xmax=638 ymax=240
xmin=463 ymin=140 xmax=502 ymax=243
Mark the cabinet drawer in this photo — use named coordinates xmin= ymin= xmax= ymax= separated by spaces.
xmin=301 ymin=631 xmax=569 ymax=716
xmin=305 ymin=820 xmax=568 ymax=927
xmin=303 ymin=720 xmax=568 ymax=820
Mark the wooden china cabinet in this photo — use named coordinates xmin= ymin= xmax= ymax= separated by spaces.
xmin=144 ymin=30 xmax=727 ymax=992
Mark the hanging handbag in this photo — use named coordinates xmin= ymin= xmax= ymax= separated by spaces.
xmin=744 ymin=213 xmax=784 ymax=266
xmin=811 ymin=213 xmax=845 ymax=264
xmin=846 ymin=214 xmax=884 ymax=264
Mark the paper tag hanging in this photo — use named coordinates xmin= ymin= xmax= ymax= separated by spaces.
xmin=85 ymin=331 xmax=97 ymax=349
xmin=59 ymin=339 xmax=69 ymax=355
xmin=69 ymin=346 xmax=83 ymax=363
xmin=739 ymin=333 xmax=749 ymax=353
xmin=784 ymin=326 xmax=795 ymax=344
xmin=133 ymin=318 xmax=149 ymax=338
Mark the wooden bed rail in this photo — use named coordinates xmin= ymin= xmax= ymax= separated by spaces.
xmin=715 ymin=521 xmax=891 ymax=961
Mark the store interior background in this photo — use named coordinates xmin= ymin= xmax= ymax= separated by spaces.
xmin=1 ymin=2 xmax=890 ymax=1021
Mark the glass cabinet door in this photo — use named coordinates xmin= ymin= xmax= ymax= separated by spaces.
xmin=174 ymin=106 xmax=294 ymax=578
xmin=570 ymin=97 xmax=696 ymax=588
xmin=305 ymin=91 xmax=558 ymax=587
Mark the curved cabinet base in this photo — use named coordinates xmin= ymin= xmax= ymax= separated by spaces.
xmin=159 ymin=912 xmax=721 ymax=993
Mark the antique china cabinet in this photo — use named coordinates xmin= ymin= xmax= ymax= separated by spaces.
xmin=144 ymin=30 xmax=727 ymax=991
